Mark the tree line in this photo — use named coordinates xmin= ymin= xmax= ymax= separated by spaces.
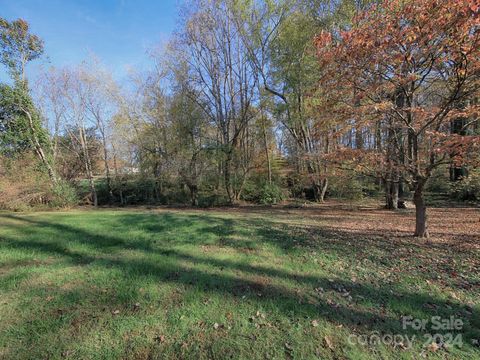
xmin=0 ymin=0 xmax=479 ymax=237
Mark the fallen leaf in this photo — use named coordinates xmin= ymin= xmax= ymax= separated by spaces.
xmin=324 ymin=336 xmax=334 ymax=350
xmin=61 ymin=350 xmax=72 ymax=358
xmin=154 ymin=335 xmax=166 ymax=343
xmin=427 ymin=342 xmax=439 ymax=352
xmin=213 ymin=322 xmax=225 ymax=330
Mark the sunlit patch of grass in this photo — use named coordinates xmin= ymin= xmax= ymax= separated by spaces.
xmin=0 ymin=208 xmax=478 ymax=359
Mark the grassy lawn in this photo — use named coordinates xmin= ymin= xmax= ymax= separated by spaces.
xmin=0 ymin=204 xmax=479 ymax=359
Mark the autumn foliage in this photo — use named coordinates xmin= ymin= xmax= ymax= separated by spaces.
xmin=315 ymin=0 xmax=480 ymax=237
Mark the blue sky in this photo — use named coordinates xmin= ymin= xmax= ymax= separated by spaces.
xmin=0 ymin=0 xmax=178 ymax=82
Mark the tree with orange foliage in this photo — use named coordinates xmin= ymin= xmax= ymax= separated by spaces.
xmin=315 ymin=0 xmax=480 ymax=237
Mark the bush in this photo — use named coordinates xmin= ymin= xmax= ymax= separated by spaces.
xmin=257 ymin=183 xmax=284 ymax=205
xmin=241 ymin=181 xmax=284 ymax=205
xmin=0 ymin=155 xmax=79 ymax=210
xmin=285 ymin=172 xmax=309 ymax=199
xmin=240 ymin=180 xmax=258 ymax=203
xmin=0 ymin=156 xmax=50 ymax=211
xmin=51 ymin=181 xmax=78 ymax=208
xmin=197 ymin=193 xmax=230 ymax=207
xmin=327 ymin=176 xmax=364 ymax=200
xmin=426 ymin=170 xmax=451 ymax=193
xmin=450 ymin=170 xmax=480 ymax=201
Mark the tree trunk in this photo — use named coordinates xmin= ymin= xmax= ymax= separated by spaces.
xmin=23 ymin=108 xmax=58 ymax=186
xmin=320 ymin=178 xmax=328 ymax=202
xmin=78 ymin=126 xmax=97 ymax=207
xmin=224 ymin=152 xmax=235 ymax=205
xmin=313 ymin=178 xmax=328 ymax=202
xmin=392 ymin=182 xmax=399 ymax=209
xmin=450 ymin=166 xmax=467 ymax=181
xmin=100 ymin=131 xmax=113 ymax=202
xmin=261 ymin=118 xmax=272 ymax=184
xmin=355 ymin=124 xmax=364 ymax=149
xmin=450 ymin=117 xmax=467 ymax=181
xmin=312 ymin=183 xmax=322 ymax=202
xmin=398 ymin=178 xmax=406 ymax=208
xmin=413 ymin=187 xmax=429 ymax=238
xmin=89 ymin=176 xmax=98 ymax=207
xmin=112 ymin=149 xmax=124 ymax=205
xmin=385 ymin=178 xmax=399 ymax=210
xmin=189 ymin=184 xmax=198 ymax=206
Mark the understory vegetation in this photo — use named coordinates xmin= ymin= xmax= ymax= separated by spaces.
xmin=0 ymin=207 xmax=479 ymax=359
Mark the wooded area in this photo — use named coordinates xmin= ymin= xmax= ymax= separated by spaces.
xmin=0 ymin=0 xmax=479 ymax=237
xmin=1 ymin=1 xmax=480 ymax=359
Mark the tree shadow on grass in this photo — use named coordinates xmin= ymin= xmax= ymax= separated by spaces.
xmin=0 ymin=212 xmax=479 ymax=355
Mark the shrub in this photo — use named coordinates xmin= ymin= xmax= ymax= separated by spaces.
xmin=327 ymin=176 xmax=364 ymax=200
xmin=240 ymin=180 xmax=258 ymax=203
xmin=426 ymin=170 xmax=451 ymax=193
xmin=285 ymin=172 xmax=309 ymax=199
xmin=197 ymin=193 xmax=230 ymax=207
xmin=257 ymin=183 xmax=284 ymax=205
xmin=0 ymin=155 xmax=79 ymax=210
xmin=450 ymin=170 xmax=480 ymax=201
xmin=241 ymin=181 xmax=284 ymax=205
xmin=51 ymin=181 xmax=78 ymax=208
xmin=0 ymin=156 xmax=47 ymax=210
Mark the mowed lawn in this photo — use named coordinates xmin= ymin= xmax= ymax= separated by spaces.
xmin=0 ymin=204 xmax=479 ymax=359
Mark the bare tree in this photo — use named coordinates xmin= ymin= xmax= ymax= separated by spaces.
xmin=171 ymin=0 xmax=258 ymax=204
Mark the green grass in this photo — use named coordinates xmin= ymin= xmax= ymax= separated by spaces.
xmin=0 ymin=208 xmax=478 ymax=359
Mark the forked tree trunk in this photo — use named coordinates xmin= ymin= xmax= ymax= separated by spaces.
xmin=413 ymin=187 xmax=429 ymax=238
xmin=313 ymin=178 xmax=328 ymax=202
xmin=385 ymin=178 xmax=399 ymax=210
